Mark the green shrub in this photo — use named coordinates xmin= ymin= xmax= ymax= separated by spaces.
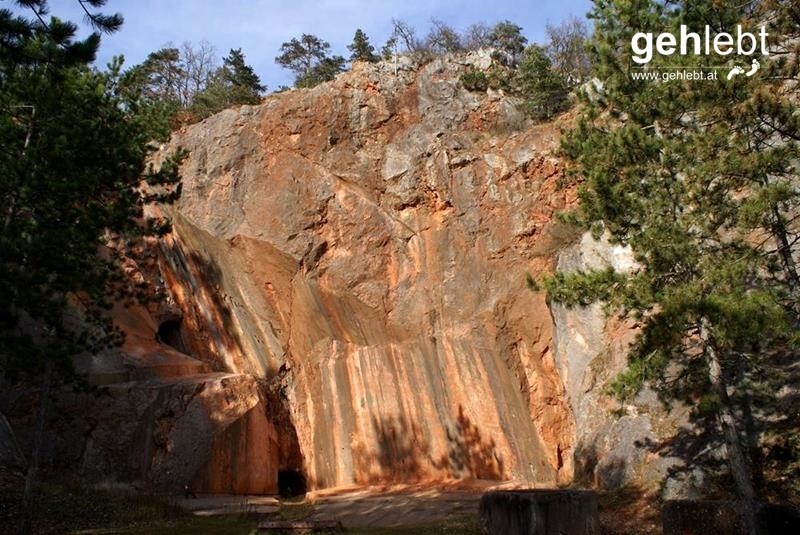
xmin=460 ymin=67 xmax=489 ymax=92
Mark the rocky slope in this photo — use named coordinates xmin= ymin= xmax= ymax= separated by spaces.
xmin=64 ymin=52 xmax=681 ymax=495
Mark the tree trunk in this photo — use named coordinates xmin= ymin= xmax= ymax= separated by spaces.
xmin=700 ymin=317 xmax=758 ymax=535
xmin=737 ymin=355 xmax=764 ymax=492
xmin=18 ymin=361 xmax=52 ymax=535
xmin=771 ymin=204 xmax=800 ymax=295
xmin=4 ymin=105 xmax=35 ymax=235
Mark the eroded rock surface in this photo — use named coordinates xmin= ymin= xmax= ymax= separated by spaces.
xmin=56 ymin=53 xmax=680 ymax=495
xmin=552 ymin=233 xmax=686 ymax=492
xmin=146 ymin=54 xmax=577 ymax=490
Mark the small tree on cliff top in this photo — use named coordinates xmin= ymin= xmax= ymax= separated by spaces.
xmin=545 ymin=16 xmax=592 ymax=87
xmin=276 ymin=33 xmax=345 ymax=88
xmin=348 ymin=29 xmax=378 ymax=63
xmin=515 ymin=44 xmax=569 ymax=120
xmin=426 ymin=18 xmax=463 ymax=54
xmin=543 ymin=1 xmax=799 ymax=533
xmin=192 ymin=47 xmax=266 ymax=117
xmin=220 ymin=48 xmax=266 ymax=102
xmin=488 ymin=20 xmax=527 ymax=63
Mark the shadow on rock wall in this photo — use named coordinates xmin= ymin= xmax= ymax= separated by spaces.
xmin=357 ymin=405 xmax=505 ymax=483
xmin=159 ymin=239 xmax=247 ymax=369
xmin=437 ymin=405 xmax=505 ymax=480
xmin=604 ymin=350 xmax=800 ymax=502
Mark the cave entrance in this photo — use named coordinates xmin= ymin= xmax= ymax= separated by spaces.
xmin=278 ymin=469 xmax=307 ymax=499
xmin=156 ymin=318 xmax=187 ymax=354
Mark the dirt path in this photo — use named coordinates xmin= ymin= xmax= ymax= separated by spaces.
xmin=306 ymin=488 xmax=481 ymax=529
xmin=178 ymin=486 xmax=483 ymax=529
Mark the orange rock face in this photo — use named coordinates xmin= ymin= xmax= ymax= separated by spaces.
xmin=195 ymin=404 xmax=280 ymax=494
xmin=145 ymin=53 xmax=578 ymax=491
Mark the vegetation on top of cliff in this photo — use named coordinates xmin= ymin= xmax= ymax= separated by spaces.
xmin=271 ymin=17 xmax=586 ymax=122
xmin=0 ymin=0 xmax=183 ymax=379
xmin=275 ymin=34 xmax=347 ymax=89
xmin=348 ymin=29 xmax=379 ymax=63
xmin=113 ymin=16 xmax=588 ymax=130
xmin=544 ymin=0 xmax=799 ymax=530
xmin=116 ymin=43 xmax=266 ymax=136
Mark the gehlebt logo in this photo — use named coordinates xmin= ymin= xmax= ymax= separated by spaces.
xmin=630 ymin=25 xmax=769 ymax=81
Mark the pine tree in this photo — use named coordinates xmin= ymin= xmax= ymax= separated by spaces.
xmin=295 ymin=55 xmax=345 ymax=88
xmin=488 ymin=20 xmax=527 ymax=63
xmin=515 ymin=44 xmax=569 ymax=120
xmin=221 ymin=48 xmax=266 ymax=102
xmin=276 ymin=33 xmax=327 ymax=85
xmin=116 ymin=47 xmax=184 ymax=137
xmin=190 ymin=48 xmax=265 ymax=118
xmin=276 ymin=34 xmax=345 ymax=88
xmin=0 ymin=3 xmax=181 ymax=532
xmin=347 ymin=29 xmax=378 ymax=63
xmin=544 ymin=2 xmax=799 ymax=533
xmin=381 ymin=36 xmax=398 ymax=59
xmin=125 ymin=47 xmax=185 ymax=104
xmin=116 ymin=41 xmax=227 ymax=134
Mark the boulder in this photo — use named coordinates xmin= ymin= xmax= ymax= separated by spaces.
xmin=480 ymin=489 xmax=598 ymax=535
xmin=61 ymin=373 xmax=280 ymax=494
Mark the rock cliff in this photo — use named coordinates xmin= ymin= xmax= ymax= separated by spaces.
xmin=64 ymin=52 xmax=679 ymax=495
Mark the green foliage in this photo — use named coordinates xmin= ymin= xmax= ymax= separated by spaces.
xmin=381 ymin=36 xmax=397 ymax=59
xmin=488 ymin=21 xmax=528 ymax=61
xmin=544 ymin=0 xmax=800 ymax=503
xmin=220 ymin=48 xmax=266 ymax=101
xmin=192 ymin=48 xmax=265 ymax=118
xmin=515 ymin=45 xmax=569 ymax=120
xmin=275 ymin=33 xmax=345 ymax=88
xmin=113 ymin=48 xmax=186 ymax=136
xmin=294 ymin=55 xmax=346 ymax=88
xmin=485 ymin=64 xmax=515 ymax=92
xmin=0 ymin=2 xmax=182 ymax=382
xmin=0 ymin=1 xmax=117 ymax=68
xmin=348 ymin=29 xmax=378 ymax=62
xmin=108 ymin=55 xmax=177 ymax=142
xmin=525 ymin=272 xmax=538 ymax=291
xmin=541 ymin=268 xmax=622 ymax=307
xmin=459 ymin=67 xmax=489 ymax=92
xmin=121 ymin=47 xmax=184 ymax=105
xmin=117 ymin=42 xmax=263 ymax=130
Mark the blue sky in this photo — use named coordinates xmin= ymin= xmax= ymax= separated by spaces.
xmin=41 ymin=0 xmax=593 ymax=88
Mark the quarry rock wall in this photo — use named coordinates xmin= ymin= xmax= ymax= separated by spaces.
xmin=147 ymin=53 xmax=576 ymax=490
xmin=61 ymin=53 xmax=680 ymax=495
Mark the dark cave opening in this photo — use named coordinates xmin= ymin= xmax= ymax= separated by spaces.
xmin=278 ymin=469 xmax=307 ymax=499
xmin=156 ymin=318 xmax=187 ymax=354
